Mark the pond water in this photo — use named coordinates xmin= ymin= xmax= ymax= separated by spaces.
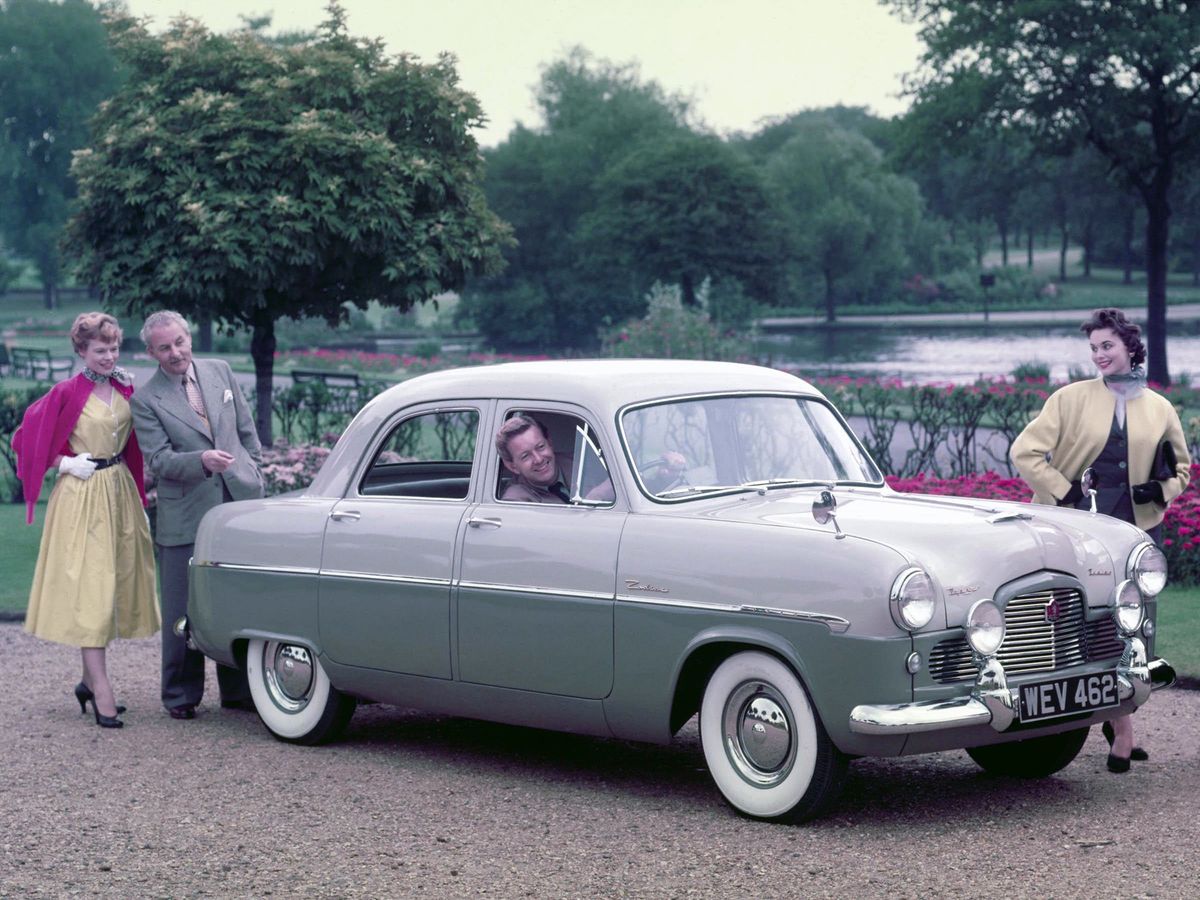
xmin=755 ymin=320 xmax=1200 ymax=384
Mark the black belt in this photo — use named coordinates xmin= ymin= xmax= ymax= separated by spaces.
xmin=91 ymin=453 xmax=124 ymax=470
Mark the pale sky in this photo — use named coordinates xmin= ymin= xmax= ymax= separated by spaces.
xmin=121 ymin=0 xmax=925 ymax=147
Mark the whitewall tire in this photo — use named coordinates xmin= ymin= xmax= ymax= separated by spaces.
xmin=700 ymin=651 xmax=847 ymax=822
xmin=246 ymin=638 xmax=355 ymax=745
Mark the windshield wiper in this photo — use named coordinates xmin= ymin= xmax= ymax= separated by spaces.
xmin=738 ymin=478 xmax=817 ymax=491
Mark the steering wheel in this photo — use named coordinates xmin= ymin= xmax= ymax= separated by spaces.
xmin=638 ymin=454 xmax=688 ymax=493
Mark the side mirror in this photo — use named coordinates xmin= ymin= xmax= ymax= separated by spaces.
xmin=812 ymin=489 xmax=845 ymax=539
xmin=1081 ymin=466 xmax=1098 ymax=514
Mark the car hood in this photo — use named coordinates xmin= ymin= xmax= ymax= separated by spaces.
xmin=689 ymin=486 xmax=1144 ymax=628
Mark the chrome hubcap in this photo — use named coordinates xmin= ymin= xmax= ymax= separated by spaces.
xmin=722 ymin=681 xmax=796 ymax=787
xmin=262 ymin=642 xmax=314 ymax=713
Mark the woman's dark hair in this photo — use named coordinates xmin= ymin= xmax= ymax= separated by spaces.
xmin=1080 ymin=307 xmax=1146 ymax=367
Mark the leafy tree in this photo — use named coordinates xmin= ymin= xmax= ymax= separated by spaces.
xmin=766 ymin=120 xmax=921 ymax=321
xmin=66 ymin=3 xmax=511 ymax=442
xmin=576 ymin=131 xmax=784 ymax=308
xmin=0 ymin=0 xmax=119 ymax=309
xmin=462 ymin=48 xmax=690 ymax=350
xmin=890 ymin=0 xmax=1200 ymax=384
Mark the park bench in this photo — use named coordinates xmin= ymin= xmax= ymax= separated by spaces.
xmin=10 ymin=346 xmax=74 ymax=381
xmin=290 ymin=368 xmax=360 ymax=387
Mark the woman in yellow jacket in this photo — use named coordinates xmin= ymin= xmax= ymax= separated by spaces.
xmin=1011 ymin=308 xmax=1190 ymax=772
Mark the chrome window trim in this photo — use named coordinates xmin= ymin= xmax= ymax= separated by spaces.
xmin=353 ymin=405 xmax=482 ymax=501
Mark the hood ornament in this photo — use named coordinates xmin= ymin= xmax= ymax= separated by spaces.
xmin=812 ymin=486 xmax=845 ymax=540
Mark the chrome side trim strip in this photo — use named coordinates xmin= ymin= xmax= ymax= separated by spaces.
xmin=739 ymin=605 xmax=852 ymax=633
xmin=457 ymin=580 xmax=612 ymax=602
xmin=617 ymin=594 xmax=851 ymax=632
xmin=616 ymin=593 xmax=740 ymax=612
xmin=194 ymin=560 xmax=319 ymax=577
xmin=322 ymin=569 xmax=451 ymax=588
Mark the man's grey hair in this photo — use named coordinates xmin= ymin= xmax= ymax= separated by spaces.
xmin=140 ymin=310 xmax=191 ymax=346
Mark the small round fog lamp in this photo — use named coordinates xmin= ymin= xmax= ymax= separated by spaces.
xmin=965 ymin=599 xmax=1005 ymax=656
xmin=1113 ymin=580 xmax=1144 ymax=636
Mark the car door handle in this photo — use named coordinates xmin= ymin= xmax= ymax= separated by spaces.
xmin=467 ymin=516 xmax=502 ymax=528
xmin=329 ymin=510 xmax=361 ymax=522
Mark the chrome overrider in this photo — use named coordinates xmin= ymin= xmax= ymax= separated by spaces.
xmin=848 ymin=636 xmax=1175 ymax=736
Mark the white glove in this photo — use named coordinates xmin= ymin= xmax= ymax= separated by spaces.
xmin=58 ymin=453 xmax=97 ymax=481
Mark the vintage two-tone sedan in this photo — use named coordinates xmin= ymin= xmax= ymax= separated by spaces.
xmin=185 ymin=360 xmax=1175 ymax=822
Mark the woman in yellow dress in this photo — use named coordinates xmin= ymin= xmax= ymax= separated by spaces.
xmin=14 ymin=313 xmax=159 ymax=728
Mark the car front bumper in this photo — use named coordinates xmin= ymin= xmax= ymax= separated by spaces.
xmin=847 ymin=637 xmax=1174 ymax=736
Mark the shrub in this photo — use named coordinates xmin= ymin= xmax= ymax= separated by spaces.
xmin=0 ymin=384 xmax=52 ymax=502
xmin=260 ymin=439 xmax=335 ymax=495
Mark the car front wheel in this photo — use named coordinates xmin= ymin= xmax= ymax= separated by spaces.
xmin=246 ymin=638 xmax=356 ymax=745
xmin=966 ymin=727 xmax=1089 ymax=777
xmin=699 ymin=651 xmax=847 ymax=822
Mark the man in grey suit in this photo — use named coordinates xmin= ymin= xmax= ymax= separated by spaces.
xmin=131 ymin=310 xmax=264 ymax=719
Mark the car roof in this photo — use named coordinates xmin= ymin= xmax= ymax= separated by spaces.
xmin=382 ymin=359 xmax=820 ymax=412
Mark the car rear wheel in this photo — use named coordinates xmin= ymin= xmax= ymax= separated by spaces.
xmin=699 ymin=651 xmax=847 ymax=822
xmin=246 ymin=638 xmax=356 ymax=745
xmin=966 ymin=727 xmax=1089 ymax=777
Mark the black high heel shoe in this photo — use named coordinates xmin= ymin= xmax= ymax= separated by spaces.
xmin=74 ymin=682 xmax=126 ymax=716
xmin=1102 ymin=721 xmax=1148 ymax=761
xmin=90 ymin=703 xmax=123 ymax=729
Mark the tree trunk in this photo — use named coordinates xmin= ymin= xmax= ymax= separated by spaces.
xmin=1143 ymin=188 xmax=1171 ymax=386
xmin=999 ymin=221 xmax=1009 ymax=267
xmin=1122 ymin=207 xmax=1135 ymax=285
xmin=1058 ymin=224 xmax=1069 ymax=281
xmin=1082 ymin=219 xmax=1093 ymax=278
xmin=42 ymin=280 xmax=57 ymax=310
xmin=1026 ymin=227 xmax=1033 ymax=269
xmin=250 ymin=318 xmax=276 ymax=446
xmin=198 ymin=313 xmax=214 ymax=352
xmin=681 ymin=272 xmax=697 ymax=307
xmin=823 ymin=269 xmax=836 ymax=323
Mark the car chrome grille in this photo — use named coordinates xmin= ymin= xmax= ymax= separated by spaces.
xmin=929 ymin=588 xmax=1125 ymax=684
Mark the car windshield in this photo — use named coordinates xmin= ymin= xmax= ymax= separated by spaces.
xmin=620 ymin=394 xmax=882 ymax=500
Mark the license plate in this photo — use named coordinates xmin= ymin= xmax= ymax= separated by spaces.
xmin=1017 ymin=670 xmax=1120 ymax=723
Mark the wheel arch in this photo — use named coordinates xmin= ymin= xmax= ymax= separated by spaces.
xmin=669 ymin=626 xmax=812 ymax=735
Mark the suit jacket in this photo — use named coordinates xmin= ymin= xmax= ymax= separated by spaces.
xmin=1010 ymin=376 xmax=1191 ymax=531
xmin=130 ymin=358 xmax=264 ymax=546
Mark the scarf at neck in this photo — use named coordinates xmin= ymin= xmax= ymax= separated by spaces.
xmin=83 ymin=366 xmax=132 ymax=386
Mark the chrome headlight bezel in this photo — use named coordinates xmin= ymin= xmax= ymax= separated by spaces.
xmin=890 ymin=567 xmax=937 ymax=631
xmin=1127 ymin=541 xmax=1167 ymax=598
xmin=965 ymin=598 xmax=1005 ymax=656
xmin=1113 ymin=579 xmax=1145 ymax=636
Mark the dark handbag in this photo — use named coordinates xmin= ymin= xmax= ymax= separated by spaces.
xmin=1151 ymin=440 xmax=1177 ymax=481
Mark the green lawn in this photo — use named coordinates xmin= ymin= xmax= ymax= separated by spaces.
xmin=2 ymin=498 xmax=1197 ymax=682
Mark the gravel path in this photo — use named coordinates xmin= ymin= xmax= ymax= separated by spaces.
xmin=2 ymin=623 xmax=1197 ymax=899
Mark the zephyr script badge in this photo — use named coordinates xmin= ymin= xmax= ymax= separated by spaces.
xmin=625 ymin=579 xmax=669 ymax=594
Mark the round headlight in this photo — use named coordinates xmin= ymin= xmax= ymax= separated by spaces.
xmin=965 ymin=599 xmax=1005 ymax=656
xmin=890 ymin=568 xmax=937 ymax=631
xmin=1127 ymin=542 xmax=1167 ymax=597
xmin=1113 ymin=579 xmax=1144 ymax=635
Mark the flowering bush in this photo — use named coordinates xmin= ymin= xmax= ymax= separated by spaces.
xmin=603 ymin=282 xmax=750 ymax=361
xmin=888 ymin=465 xmax=1200 ymax=586
xmin=260 ymin=439 xmax=334 ymax=495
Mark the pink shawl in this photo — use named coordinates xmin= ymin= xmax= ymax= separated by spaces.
xmin=12 ymin=373 xmax=147 ymax=524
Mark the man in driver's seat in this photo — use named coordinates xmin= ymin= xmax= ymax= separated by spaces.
xmin=495 ymin=414 xmax=574 ymax=503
